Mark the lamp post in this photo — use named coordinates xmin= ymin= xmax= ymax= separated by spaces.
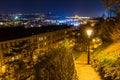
xmin=86 ymin=29 xmax=92 ymax=64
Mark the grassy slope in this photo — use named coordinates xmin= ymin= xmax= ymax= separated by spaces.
xmin=91 ymin=41 xmax=120 ymax=79
xmin=92 ymin=41 xmax=120 ymax=61
xmin=92 ymin=42 xmax=111 ymax=57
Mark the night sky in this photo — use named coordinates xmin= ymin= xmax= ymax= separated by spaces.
xmin=0 ymin=0 xmax=105 ymax=17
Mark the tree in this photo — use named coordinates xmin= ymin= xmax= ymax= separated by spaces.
xmin=100 ymin=0 xmax=120 ymax=17
xmin=109 ymin=20 xmax=120 ymax=41
xmin=33 ymin=40 xmax=78 ymax=80
xmin=6 ymin=60 xmax=26 ymax=80
xmin=2 ymin=40 xmax=38 ymax=80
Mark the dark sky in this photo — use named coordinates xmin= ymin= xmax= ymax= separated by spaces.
xmin=0 ymin=0 xmax=105 ymax=17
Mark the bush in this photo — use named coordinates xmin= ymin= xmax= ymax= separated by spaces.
xmin=34 ymin=45 xmax=78 ymax=80
xmin=91 ymin=42 xmax=120 ymax=80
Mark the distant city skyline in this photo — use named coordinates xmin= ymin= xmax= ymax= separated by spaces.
xmin=0 ymin=0 xmax=106 ymax=17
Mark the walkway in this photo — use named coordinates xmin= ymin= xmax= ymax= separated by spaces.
xmin=75 ymin=52 xmax=101 ymax=80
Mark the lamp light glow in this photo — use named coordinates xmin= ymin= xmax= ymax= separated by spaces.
xmin=86 ymin=29 xmax=92 ymax=38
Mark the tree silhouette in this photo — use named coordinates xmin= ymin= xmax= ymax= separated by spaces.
xmin=100 ymin=0 xmax=120 ymax=17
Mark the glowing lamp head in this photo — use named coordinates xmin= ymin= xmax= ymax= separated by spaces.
xmin=86 ymin=29 xmax=92 ymax=38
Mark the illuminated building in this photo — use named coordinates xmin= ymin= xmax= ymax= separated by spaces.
xmin=0 ymin=26 xmax=74 ymax=78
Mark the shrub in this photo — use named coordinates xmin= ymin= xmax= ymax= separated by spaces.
xmin=91 ymin=42 xmax=120 ymax=80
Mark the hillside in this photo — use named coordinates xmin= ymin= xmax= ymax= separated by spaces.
xmin=91 ymin=42 xmax=120 ymax=80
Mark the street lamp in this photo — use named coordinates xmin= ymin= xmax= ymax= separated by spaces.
xmin=86 ymin=29 xmax=93 ymax=64
xmin=86 ymin=30 xmax=92 ymax=38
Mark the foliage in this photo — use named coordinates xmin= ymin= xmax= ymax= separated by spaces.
xmin=91 ymin=42 xmax=120 ymax=80
xmin=75 ymin=24 xmax=92 ymax=51
xmin=109 ymin=19 xmax=120 ymax=41
xmin=93 ymin=18 xmax=120 ymax=42
xmin=2 ymin=40 xmax=38 ymax=79
xmin=92 ymin=42 xmax=111 ymax=57
xmin=5 ymin=60 xmax=27 ymax=80
xmin=3 ymin=39 xmax=78 ymax=80
xmin=100 ymin=0 xmax=119 ymax=9
xmin=34 ymin=42 xmax=78 ymax=80
xmin=100 ymin=0 xmax=120 ymax=17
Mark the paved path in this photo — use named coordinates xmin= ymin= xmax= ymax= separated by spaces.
xmin=75 ymin=52 xmax=101 ymax=80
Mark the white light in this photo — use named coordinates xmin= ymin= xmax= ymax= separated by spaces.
xmin=14 ymin=16 xmax=19 ymax=20
xmin=0 ymin=22 xmax=3 ymax=25
xmin=87 ymin=29 xmax=92 ymax=37
xmin=73 ymin=23 xmax=80 ymax=26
